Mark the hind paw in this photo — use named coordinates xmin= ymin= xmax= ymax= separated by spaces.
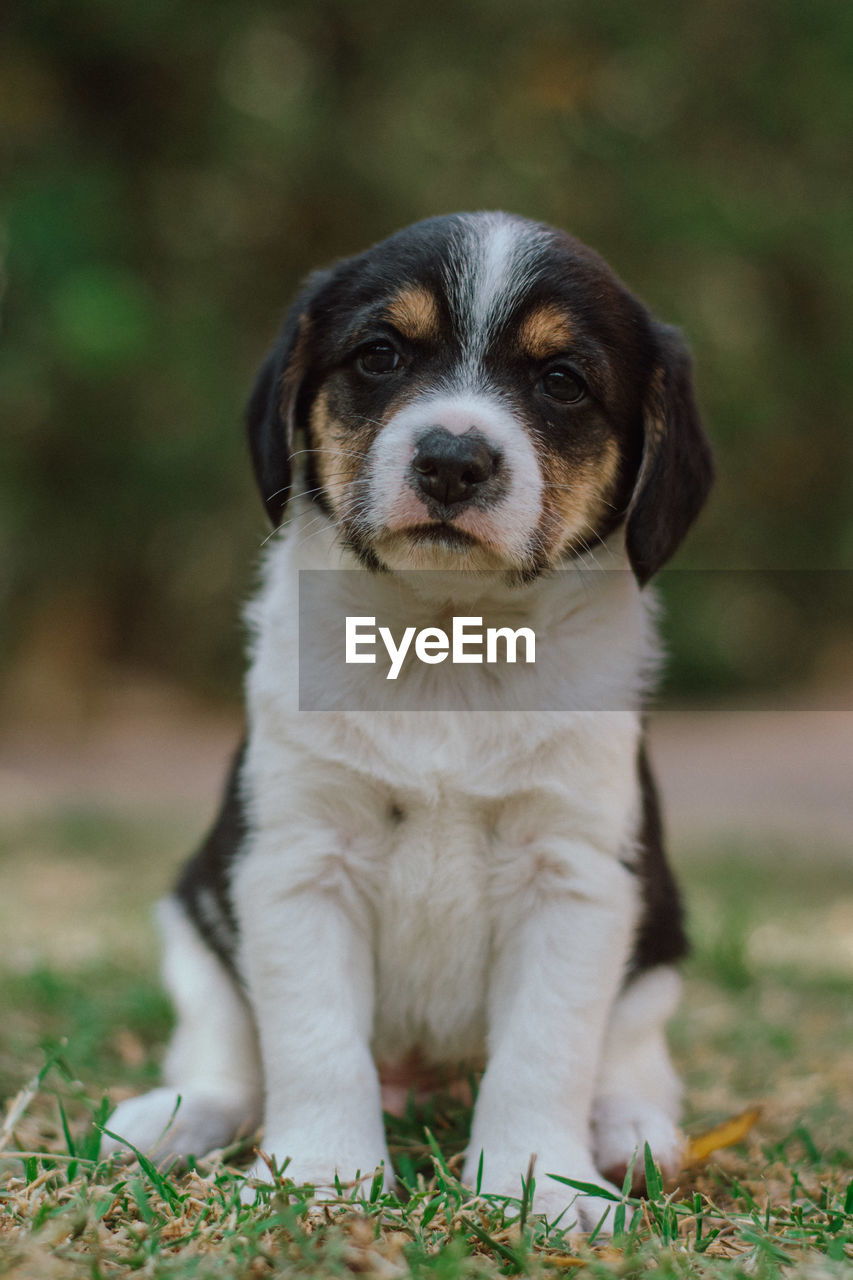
xmin=101 ymin=1086 xmax=247 ymax=1163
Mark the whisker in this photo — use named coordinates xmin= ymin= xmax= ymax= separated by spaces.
xmin=285 ymin=475 xmax=365 ymax=505
xmin=567 ymin=519 xmax=612 ymax=574
xmin=288 ymin=445 xmax=369 ymax=463
xmin=259 ymin=524 xmax=284 ymax=549
xmin=539 ymin=483 xmax=621 ymax=513
xmin=258 ymin=477 xmax=366 ymax=542
xmin=288 ymin=509 xmax=358 ymax=556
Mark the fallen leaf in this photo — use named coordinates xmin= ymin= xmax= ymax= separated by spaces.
xmin=687 ymin=1107 xmax=762 ymax=1162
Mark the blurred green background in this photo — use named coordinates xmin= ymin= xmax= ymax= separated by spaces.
xmin=2 ymin=0 xmax=852 ymax=713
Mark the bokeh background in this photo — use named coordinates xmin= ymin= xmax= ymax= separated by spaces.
xmin=2 ymin=0 xmax=853 ymax=718
xmin=1 ymin=3 xmax=852 ymax=1234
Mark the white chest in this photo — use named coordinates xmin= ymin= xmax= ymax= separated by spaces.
xmin=239 ymin=531 xmax=650 ymax=1065
xmin=370 ymin=793 xmax=492 ymax=1063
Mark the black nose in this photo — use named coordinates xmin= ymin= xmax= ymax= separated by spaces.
xmin=411 ymin=427 xmax=502 ymax=511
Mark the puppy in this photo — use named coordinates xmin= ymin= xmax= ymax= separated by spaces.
xmin=104 ymin=212 xmax=713 ymax=1227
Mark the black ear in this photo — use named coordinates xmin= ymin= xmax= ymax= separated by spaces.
xmin=247 ymin=271 xmax=332 ymax=527
xmin=625 ymin=324 xmax=715 ymax=585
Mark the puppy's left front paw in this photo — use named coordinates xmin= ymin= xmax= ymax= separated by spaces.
xmin=591 ymin=1094 xmax=686 ymax=1192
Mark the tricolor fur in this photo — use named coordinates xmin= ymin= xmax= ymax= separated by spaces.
xmin=104 ymin=213 xmax=713 ymax=1229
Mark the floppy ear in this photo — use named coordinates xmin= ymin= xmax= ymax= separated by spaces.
xmin=625 ymin=324 xmax=715 ymax=585
xmin=247 ymin=270 xmax=332 ymax=527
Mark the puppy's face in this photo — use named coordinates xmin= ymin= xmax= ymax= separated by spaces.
xmin=249 ymin=214 xmax=713 ymax=583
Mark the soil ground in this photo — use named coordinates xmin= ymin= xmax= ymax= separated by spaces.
xmin=1 ymin=686 xmax=851 ymax=847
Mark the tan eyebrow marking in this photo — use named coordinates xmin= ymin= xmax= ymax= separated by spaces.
xmin=517 ymin=303 xmax=574 ymax=359
xmin=385 ymin=285 xmax=441 ymax=341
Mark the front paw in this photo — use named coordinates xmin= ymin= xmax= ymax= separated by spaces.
xmin=592 ymin=1094 xmax=686 ymax=1192
xmin=240 ymin=1136 xmax=391 ymax=1205
xmin=464 ymin=1145 xmax=628 ymax=1233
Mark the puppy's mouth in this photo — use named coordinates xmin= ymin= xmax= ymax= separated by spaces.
xmin=361 ymin=516 xmax=516 ymax=574
xmin=404 ymin=521 xmax=480 ymax=550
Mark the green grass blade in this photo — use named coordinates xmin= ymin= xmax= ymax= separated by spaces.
xmin=643 ymin=1142 xmax=663 ymax=1201
xmin=459 ymin=1215 xmax=522 ymax=1269
xmin=587 ymin=1201 xmax=613 ymax=1244
xmin=56 ymin=1096 xmax=76 ymax=1157
xmin=739 ymin=1227 xmax=793 ymax=1263
xmin=546 ymin=1173 xmax=621 ymax=1202
xmin=368 ymin=1163 xmax=385 ymax=1202
xmin=621 ymin=1148 xmax=638 ymax=1198
xmin=100 ymin=1126 xmax=183 ymax=1212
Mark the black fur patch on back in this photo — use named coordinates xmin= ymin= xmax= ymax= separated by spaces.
xmin=626 ymin=738 xmax=689 ymax=978
xmin=174 ymin=742 xmax=246 ymax=980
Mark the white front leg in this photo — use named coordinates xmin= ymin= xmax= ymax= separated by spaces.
xmin=465 ymin=848 xmax=637 ymax=1228
xmin=234 ymin=836 xmax=390 ymax=1197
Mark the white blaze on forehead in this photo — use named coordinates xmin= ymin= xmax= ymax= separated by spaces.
xmin=448 ymin=213 xmax=550 ymax=378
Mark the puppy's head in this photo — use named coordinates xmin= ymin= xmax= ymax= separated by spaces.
xmin=248 ymin=213 xmax=713 ymax=583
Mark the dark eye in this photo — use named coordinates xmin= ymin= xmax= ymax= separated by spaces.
xmin=540 ymin=367 xmax=586 ymax=404
xmin=356 ymin=341 xmax=401 ymax=376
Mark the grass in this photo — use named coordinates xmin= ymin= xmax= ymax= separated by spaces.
xmin=1 ymin=809 xmax=852 ymax=1278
